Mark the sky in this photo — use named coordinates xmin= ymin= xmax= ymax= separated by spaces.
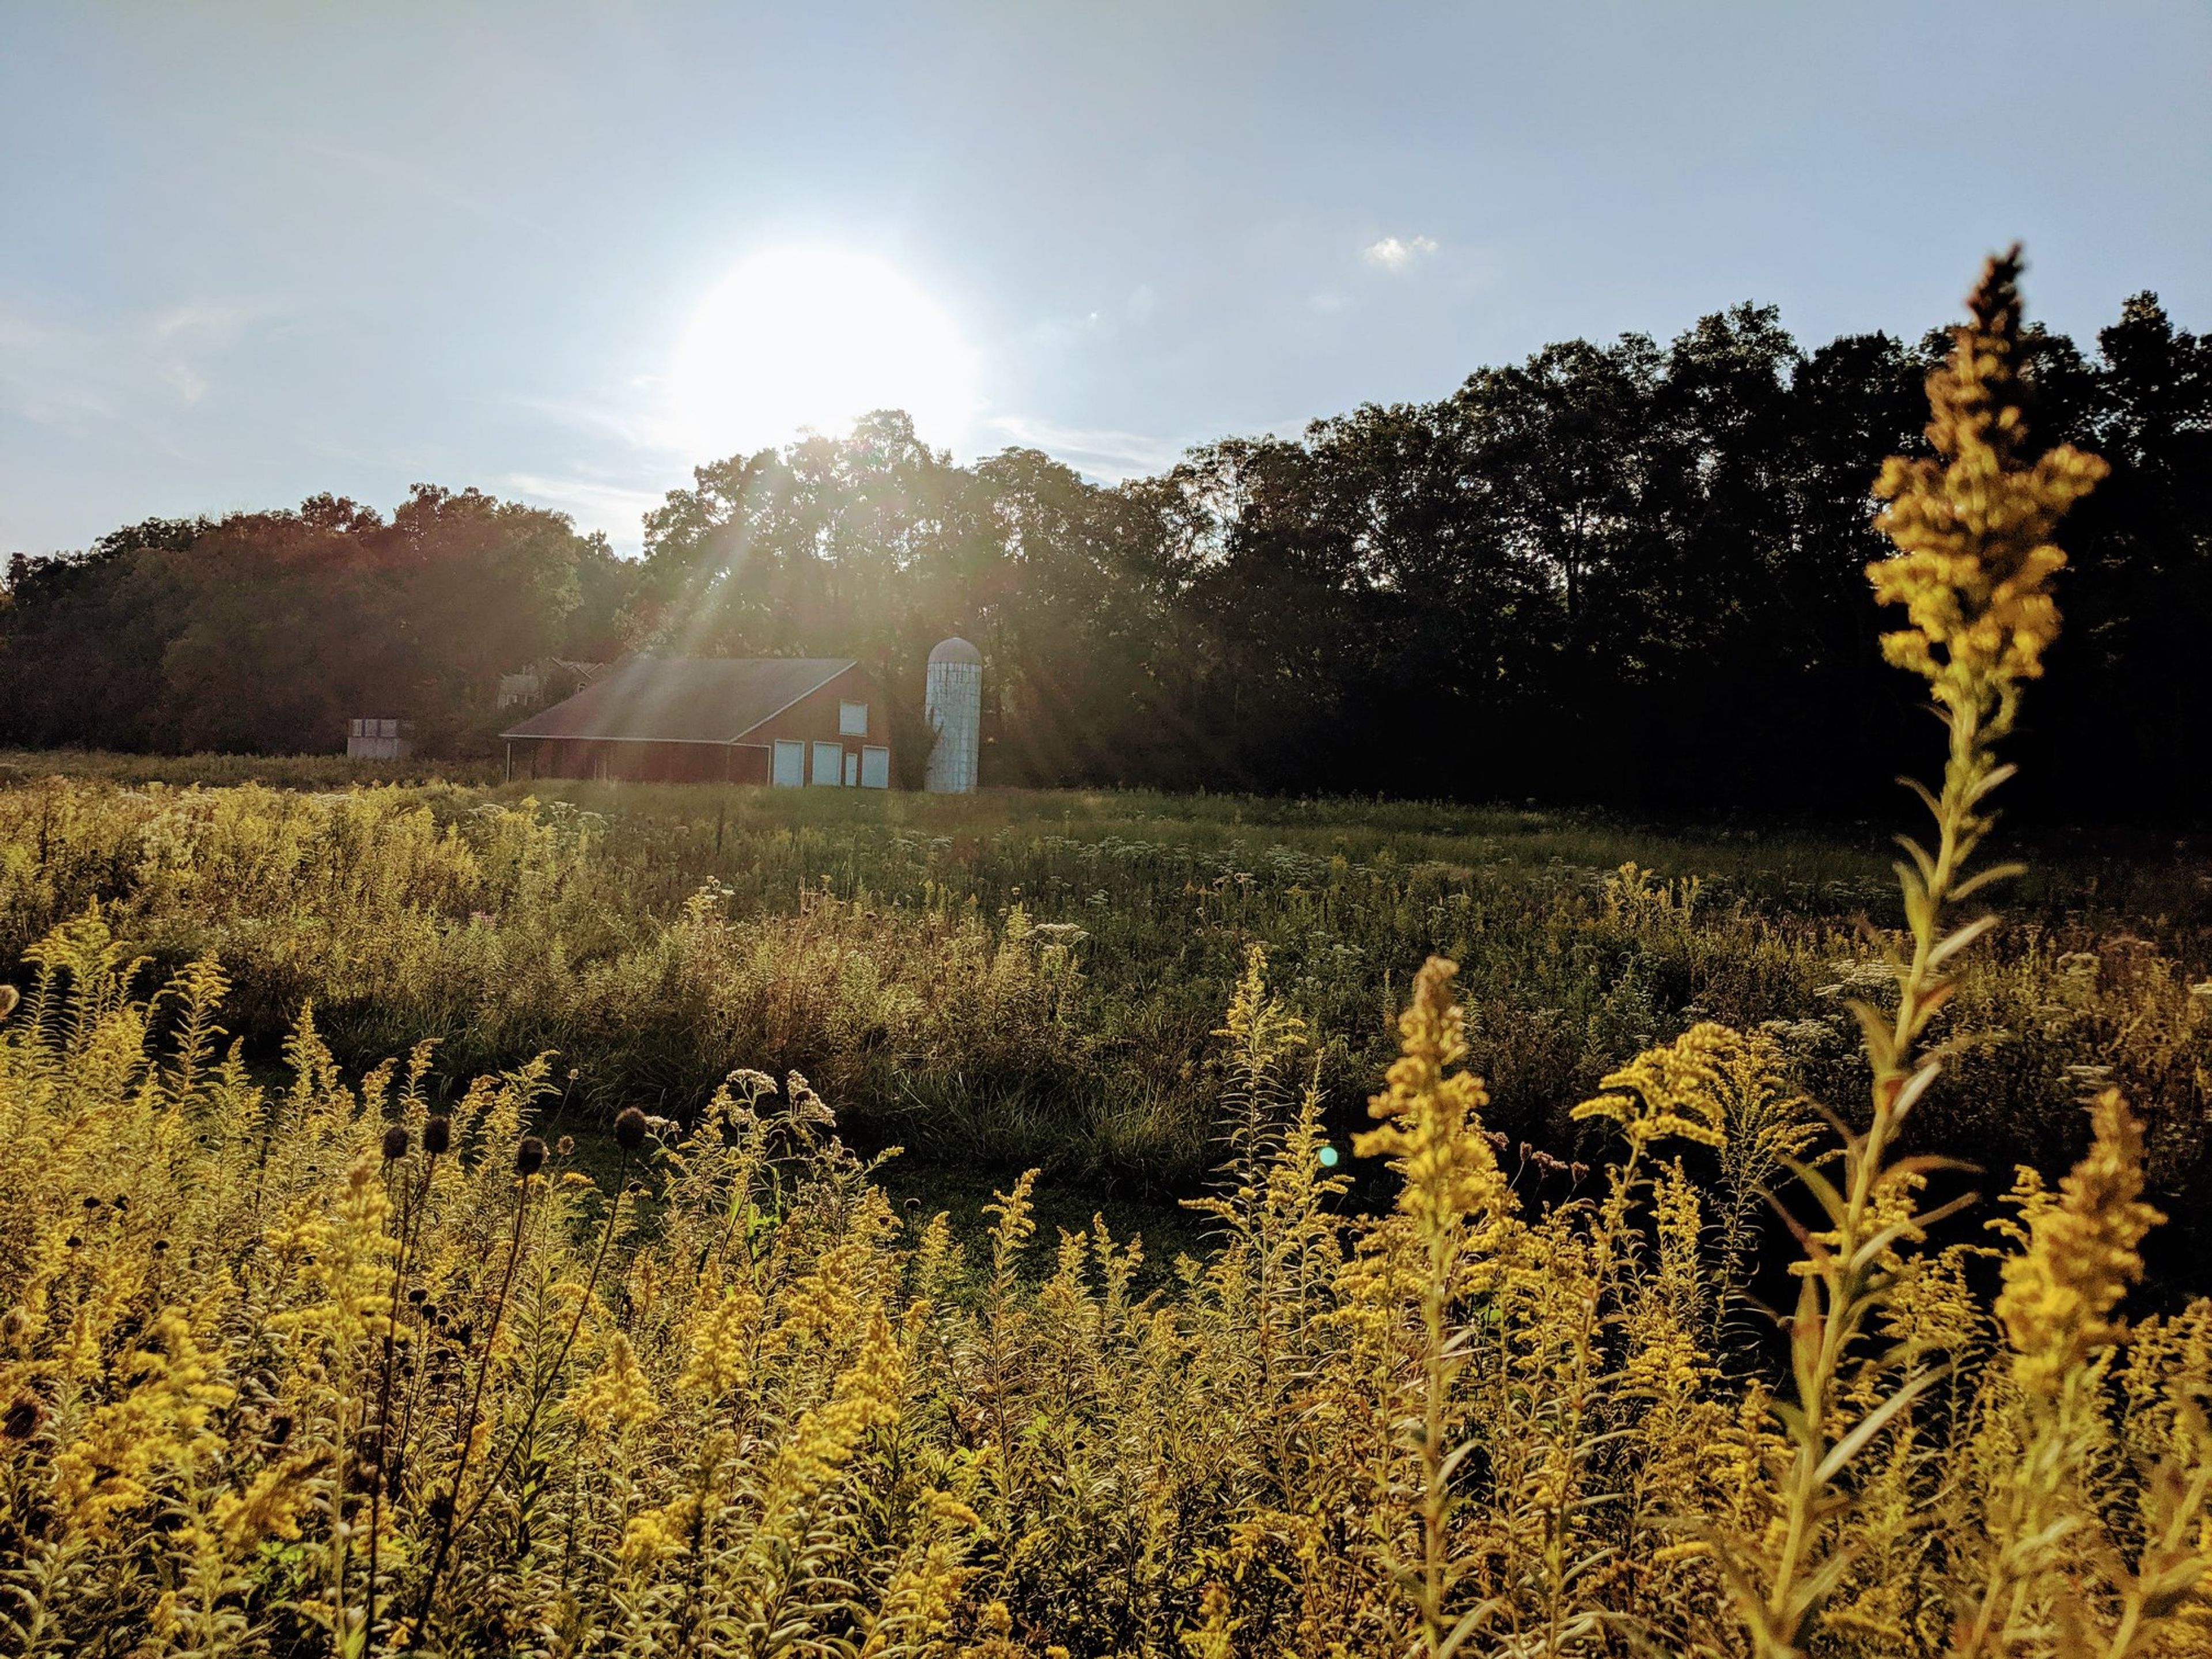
xmin=2 ymin=2 xmax=2206 ymax=558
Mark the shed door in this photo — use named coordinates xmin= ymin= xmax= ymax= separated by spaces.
xmin=772 ymin=740 xmax=805 ymax=787
xmin=811 ymin=741 xmax=843 ymax=786
xmin=859 ymin=746 xmax=889 ymax=789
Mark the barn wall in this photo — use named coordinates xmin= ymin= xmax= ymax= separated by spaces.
xmin=739 ymin=665 xmax=892 ymax=786
xmin=521 ymin=738 xmax=743 ymax=783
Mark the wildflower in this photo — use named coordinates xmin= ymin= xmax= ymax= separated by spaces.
xmin=210 ymin=1448 xmax=323 ymax=1553
xmin=762 ymin=1308 xmax=905 ymax=1507
xmin=1179 ymin=1583 xmax=1238 ymax=1659
xmin=51 ymin=1312 xmax=234 ymax=1536
xmin=679 ymin=1286 xmax=765 ymax=1400
xmin=382 ymin=1123 xmax=410 ymax=1161
xmin=1573 ymin=1021 xmax=1736 ymax=1150
xmin=1868 ymin=247 xmax=2107 ymax=725
xmin=615 ymin=1106 xmax=648 ymax=1152
xmin=1355 ymin=956 xmax=1510 ymax=1236
xmin=422 ymin=1113 xmax=452 ymax=1156
xmin=572 ymin=1330 xmax=660 ymax=1437
xmin=515 ymin=1135 xmax=546 ymax=1177
xmin=620 ymin=1492 xmax=702 ymax=1567
xmin=1993 ymin=1088 xmax=2162 ymax=1399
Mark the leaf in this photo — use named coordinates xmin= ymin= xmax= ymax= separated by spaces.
xmin=1950 ymin=860 xmax=2028 ymax=902
xmin=1891 ymin=1058 xmax=1944 ymax=1123
xmin=1845 ymin=999 xmax=1898 ymax=1067
xmin=1783 ymin=1156 xmax=1849 ymax=1229
xmin=1965 ymin=761 xmax=2019 ymax=805
xmin=1928 ymin=914 xmax=1998 ymax=967
xmin=1813 ymin=1366 xmax=1946 ymax=1485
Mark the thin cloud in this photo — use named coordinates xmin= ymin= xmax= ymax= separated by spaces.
xmin=982 ymin=414 xmax=1181 ymax=482
xmin=1362 ymin=234 xmax=1438 ymax=272
xmin=0 ymin=293 xmax=278 ymax=433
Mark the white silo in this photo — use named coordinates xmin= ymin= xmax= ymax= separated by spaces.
xmin=923 ymin=635 xmax=982 ymax=793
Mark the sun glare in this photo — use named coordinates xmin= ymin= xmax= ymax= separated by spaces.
xmin=668 ymin=247 xmax=978 ymax=460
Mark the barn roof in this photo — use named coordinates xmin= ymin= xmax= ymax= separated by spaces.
xmin=500 ymin=656 xmax=859 ymax=744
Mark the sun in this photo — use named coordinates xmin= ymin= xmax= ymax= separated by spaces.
xmin=668 ymin=247 xmax=978 ymax=460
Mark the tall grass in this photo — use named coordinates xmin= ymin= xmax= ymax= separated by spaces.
xmin=0 ymin=772 xmax=2205 ymax=1203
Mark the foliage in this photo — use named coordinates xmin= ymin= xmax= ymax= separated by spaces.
xmin=4 ymin=293 xmax=2206 ymax=818
xmin=0 ymin=903 xmax=2202 ymax=1654
xmin=0 ymin=487 xmax=620 ymax=758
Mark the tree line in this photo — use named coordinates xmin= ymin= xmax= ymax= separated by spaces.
xmin=3 ymin=290 xmax=2205 ymax=819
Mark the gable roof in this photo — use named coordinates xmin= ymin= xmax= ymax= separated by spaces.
xmin=500 ymin=656 xmax=859 ymax=744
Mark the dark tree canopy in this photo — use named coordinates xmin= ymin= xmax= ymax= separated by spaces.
xmin=4 ymin=294 xmax=2206 ymax=821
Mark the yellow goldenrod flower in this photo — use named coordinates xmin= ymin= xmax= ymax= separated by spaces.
xmin=1355 ymin=955 xmax=1510 ymax=1235
xmin=1993 ymin=1087 xmax=2163 ymax=1400
xmin=1573 ymin=1021 xmax=1738 ymax=1150
xmin=1868 ymin=247 xmax=2107 ymax=725
xmin=573 ymin=1329 xmax=660 ymax=1437
xmin=677 ymin=1285 xmax=765 ymax=1400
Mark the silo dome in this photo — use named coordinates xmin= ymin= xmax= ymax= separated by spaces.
xmin=929 ymin=635 xmax=983 ymax=666
xmin=924 ymin=635 xmax=983 ymax=793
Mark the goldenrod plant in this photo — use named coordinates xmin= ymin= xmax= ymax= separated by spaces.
xmin=0 ymin=253 xmax=2206 ymax=1658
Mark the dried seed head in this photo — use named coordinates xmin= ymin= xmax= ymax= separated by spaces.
xmin=516 ymin=1137 xmax=547 ymax=1177
xmin=555 ymin=1135 xmax=575 ymax=1158
xmin=382 ymin=1124 xmax=411 ymax=1162
xmin=0 ymin=985 xmax=17 ymax=1023
xmin=422 ymin=1115 xmax=452 ymax=1157
xmin=614 ymin=1108 xmax=648 ymax=1152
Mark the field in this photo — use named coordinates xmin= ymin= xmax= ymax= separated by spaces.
xmin=3 ymin=767 xmax=2207 ymax=1224
xmin=2 ymin=759 xmax=2210 ymax=1652
xmin=3 ymin=284 xmax=2210 ymax=1659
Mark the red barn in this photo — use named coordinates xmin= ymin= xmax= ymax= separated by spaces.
xmin=500 ymin=657 xmax=892 ymax=786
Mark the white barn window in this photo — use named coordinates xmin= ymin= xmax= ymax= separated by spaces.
xmin=838 ymin=699 xmax=868 ymax=736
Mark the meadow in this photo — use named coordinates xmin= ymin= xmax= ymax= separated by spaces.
xmin=1 ymin=258 xmax=2208 ymax=1656
xmin=2 ymin=767 xmax=2206 ymax=1229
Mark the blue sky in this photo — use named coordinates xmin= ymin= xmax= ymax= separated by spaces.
xmin=2 ymin=2 xmax=2206 ymax=556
